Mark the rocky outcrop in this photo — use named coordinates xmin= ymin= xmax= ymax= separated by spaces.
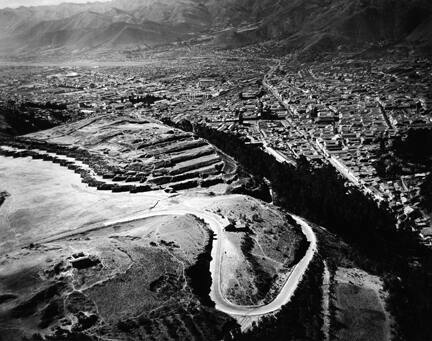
xmin=0 ymin=190 xmax=9 ymax=208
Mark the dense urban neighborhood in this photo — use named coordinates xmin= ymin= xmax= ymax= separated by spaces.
xmin=2 ymin=51 xmax=431 ymax=246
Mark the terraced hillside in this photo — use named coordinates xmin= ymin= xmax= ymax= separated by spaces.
xmin=0 ymin=115 xmax=241 ymax=194
xmin=0 ymin=143 xmax=306 ymax=340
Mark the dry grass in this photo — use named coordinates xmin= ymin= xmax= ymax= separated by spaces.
xmin=333 ymin=267 xmax=392 ymax=341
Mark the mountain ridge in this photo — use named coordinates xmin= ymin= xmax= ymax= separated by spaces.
xmin=0 ymin=0 xmax=431 ymax=57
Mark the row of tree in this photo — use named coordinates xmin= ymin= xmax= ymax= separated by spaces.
xmin=0 ymin=104 xmax=81 ymax=136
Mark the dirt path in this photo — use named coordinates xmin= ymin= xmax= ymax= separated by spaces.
xmin=95 ymin=209 xmax=318 ymax=317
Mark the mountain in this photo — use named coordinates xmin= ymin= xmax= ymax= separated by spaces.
xmin=0 ymin=0 xmax=211 ymax=53
xmin=207 ymin=0 xmax=432 ymax=55
xmin=0 ymin=0 xmax=431 ymax=56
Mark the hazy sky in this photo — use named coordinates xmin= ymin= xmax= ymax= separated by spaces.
xmin=0 ymin=0 xmax=107 ymax=9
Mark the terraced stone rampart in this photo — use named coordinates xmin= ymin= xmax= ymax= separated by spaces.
xmin=0 ymin=137 xmax=231 ymax=194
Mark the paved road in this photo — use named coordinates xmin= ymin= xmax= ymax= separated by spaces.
xmin=103 ymin=207 xmax=317 ymax=317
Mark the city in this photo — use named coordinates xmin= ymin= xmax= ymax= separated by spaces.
xmin=0 ymin=1 xmax=432 ymax=341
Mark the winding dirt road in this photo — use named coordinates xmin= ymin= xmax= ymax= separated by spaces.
xmin=103 ymin=207 xmax=317 ymax=317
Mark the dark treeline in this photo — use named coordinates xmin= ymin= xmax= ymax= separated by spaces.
xmin=421 ymin=173 xmax=432 ymax=211
xmin=165 ymin=118 xmax=432 ymax=341
xmin=376 ymin=128 xmax=432 ymax=213
xmin=374 ymin=127 xmax=432 ymax=178
xmin=185 ymin=229 xmax=215 ymax=308
xmin=22 ymin=101 xmax=67 ymax=110
xmin=0 ymin=104 xmax=78 ymax=136
xmin=393 ymin=127 xmax=432 ymax=162
xmin=228 ymin=174 xmax=272 ymax=203
xmin=128 ymin=94 xmax=164 ymax=106
xmin=392 ymin=128 xmax=432 ymax=213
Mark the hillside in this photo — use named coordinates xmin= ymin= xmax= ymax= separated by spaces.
xmin=0 ymin=0 xmax=431 ymax=57
xmin=0 ymin=113 xmax=308 ymax=340
xmin=208 ymin=0 xmax=432 ymax=54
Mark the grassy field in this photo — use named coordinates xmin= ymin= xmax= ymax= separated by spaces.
xmin=333 ymin=267 xmax=391 ymax=341
xmin=194 ymin=195 xmax=305 ymax=306
xmin=0 ymin=155 xmax=166 ymax=255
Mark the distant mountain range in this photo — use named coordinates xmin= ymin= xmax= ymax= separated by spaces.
xmin=0 ymin=0 xmax=431 ymax=57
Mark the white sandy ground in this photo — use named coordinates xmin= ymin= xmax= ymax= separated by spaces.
xmin=0 ymin=155 xmax=317 ymax=325
xmin=0 ymin=156 xmax=169 ymax=254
